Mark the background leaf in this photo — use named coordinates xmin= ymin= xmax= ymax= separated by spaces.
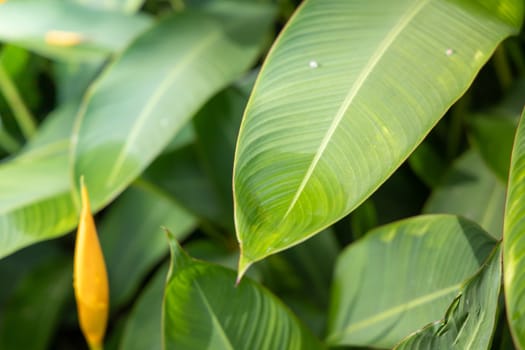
xmin=0 ymin=104 xmax=78 ymax=258
xmin=424 ymin=150 xmax=506 ymax=238
xmin=0 ymin=0 xmax=152 ymax=61
xmin=100 ymin=186 xmax=196 ymax=308
xmin=394 ymin=244 xmax=502 ymax=350
xmin=119 ymin=264 xmax=168 ymax=350
xmin=0 ymin=256 xmax=72 ymax=350
xmin=503 ymin=107 xmax=525 ymax=349
xmin=233 ymin=0 xmax=523 ymax=272
xmin=327 ymin=214 xmax=496 ymax=348
xmin=163 ymin=236 xmax=323 ymax=350
xmin=72 ymin=2 xmax=275 ymax=212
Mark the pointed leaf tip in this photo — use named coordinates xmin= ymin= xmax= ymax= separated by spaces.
xmin=236 ymin=253 xmax=252 ymax=285
xmin=165 ymin=231 xmax=191 ymax=272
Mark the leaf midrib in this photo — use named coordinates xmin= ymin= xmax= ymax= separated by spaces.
xmin=105 ymin=29 xmax=221 ymax=187
xmin=282 ymin=0 xmax=431 ymax=220
xmin=329 ymin=282 xmax=460 ymax=341
xmin=194 ymin=281 xmax=235 ymax=350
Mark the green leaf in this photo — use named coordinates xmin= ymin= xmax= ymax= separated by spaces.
xmin=0 ymin=104 xmax=78 ymax=258
xmin=327 ymin=214 xmax=496 ymax=348
xmin=424 ymin=150 xmax=506 ymax=238
xmin=0 ymin=256 xmax=72 ymax=350
xmin=0 ymin=0 xmax=152 ymax=61
xmin=503 ymin=106 xmax=525 ymax=349
xmin=72 ymin=3 xmax=275 ymax=211
xmin=100 ymin=185 xmax=196 ymax=308
xmin=163 ymin=235 xmax=323 ymax=350
xmin=119 ymin=264 xmax=168 ymax=350
xmin=394 ymin=244 xmax=503 ymax=350
xmin=233 ymin=0 xmax=523 ymax=274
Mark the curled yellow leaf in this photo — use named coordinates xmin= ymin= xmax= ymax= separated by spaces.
xmin=45 ymin=30 xmax=84 ymax=47
xmin=74 ymin=179 xmax=109 ymax=349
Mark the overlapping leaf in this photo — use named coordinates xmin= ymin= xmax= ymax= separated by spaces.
xmin=100 ymin=186 xmax=196 ymax=307
xmin=233 ymin=0 xmax=523 ymax=274
xmin=504 ymin=107 xmax=525 ymax=349
xmin=395 ymin=244 xmax=502 ymax=349
xmin=72 ymin=2 xmax=275 ymax=211
xmin=327 ymin=215 xmax=496 ymax=348
xmin=0 ymin=0 xmax=152 ymax=61
xmin=163 ymin=235 xmax=322 ymax=350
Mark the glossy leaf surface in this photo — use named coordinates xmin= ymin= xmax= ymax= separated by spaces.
xmin=233 ymin=0 xmax=523 ymax=272
xmin=0 ymin=0 xmax=151 ymax=61
xmin=72 ymin=3 xmax=274 ymax=211
xmin=395 ymin=244 xmax=502 ymax=350
xmin=163 ymin=235 xmax=322 ymax=350
xmin=327 ymin=215 xmax=496 ymax=348
xmin=504 ymin=107 xmax=525 ymax=349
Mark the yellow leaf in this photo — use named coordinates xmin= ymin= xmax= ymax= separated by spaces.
xmin=45 ymin=30 xmax=84 ymax=47
xmin=74 ymin=178 xmax=109 ymax=349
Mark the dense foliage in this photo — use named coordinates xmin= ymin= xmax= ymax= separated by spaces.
xmin=0 ymin=0 xmax=524 ymax=349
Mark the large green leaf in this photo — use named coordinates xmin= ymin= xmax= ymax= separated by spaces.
xmin=0 ymin=0 xmax=152 ymax=61
xmin=424 ymin=150 xmax=506 ymax=238
xmin=163 ymin=235 xmax=323 ymax=350
xmin=326 ymin=215 xmax=496 ymax=348
xmin=72 ymin=2 xmax=275 ymax=211
xmin=100 ymin=185 xmax=196 ymax=308
xmin=0 ymin=104 xmax=78 ymax=258
xmin=504 ymin=107 xmax=525 ymax=349
xmin=233 ymin=0 xmax=523 ymax=274
xmin=394 ymin=244 xmax=502 ymax=350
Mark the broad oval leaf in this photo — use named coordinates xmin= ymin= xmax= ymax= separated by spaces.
xmin=0 ymin=0 xmax=152 ymax=61
xmin=326 ymin=214 xmax=496 ymax=348
xmin=504 ymin=106 xmax=525 ymax=349
xmin=233 ymin=0 xmax=523 ymax=273
xmin=72 ymin=3 xmax=275 ymax=211
xmin=163 ymin=235 xmax=323 ymax=350
xmin=0 ymin=104 xmax=78 ymax=259
xmin=394 ymin=244 xmax=502 ymax=350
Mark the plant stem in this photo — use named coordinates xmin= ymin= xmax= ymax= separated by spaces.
xmin=0 ymin=65 xmax=37 ymax=139
xmin=493 ymin=45 xmax=513 ymax=92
